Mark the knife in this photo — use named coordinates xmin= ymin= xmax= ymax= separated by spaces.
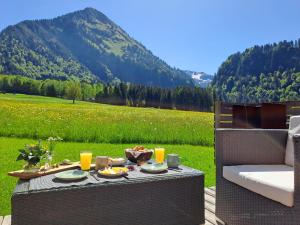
xmin=90 ymin=171 xmax=100 ymax=181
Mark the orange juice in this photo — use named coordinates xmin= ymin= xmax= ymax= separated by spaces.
xmin=80 ymin=152 xmax=92 ymax=170
xmin=155 ymin=148 xmax=165 ymax=164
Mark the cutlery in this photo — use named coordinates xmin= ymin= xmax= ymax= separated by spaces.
xmin=122 ymin=174 xmax=129 ymax=180
xmin=168 ymin=168 xmax=183 ymax=172
xmin=90 ymin=171 xmax=100 ymax=181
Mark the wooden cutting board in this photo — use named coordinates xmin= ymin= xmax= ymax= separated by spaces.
xmin=8 ymin=162 xmax=95 ymax=180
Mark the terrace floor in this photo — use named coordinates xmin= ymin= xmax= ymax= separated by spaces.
xmin=0 ymin=187 xmax=224 ymax=225
xmin=204 ymin=187 xmax=224 ymax=225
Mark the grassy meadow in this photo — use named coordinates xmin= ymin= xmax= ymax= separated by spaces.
xmin=0 ymin=94 xmax=214 ymax=146
xmin=0 ymin=93 xmax=215 ymax=216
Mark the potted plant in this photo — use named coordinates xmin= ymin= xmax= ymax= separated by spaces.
xmin=16 ymin=140 xmax=47 ymax=173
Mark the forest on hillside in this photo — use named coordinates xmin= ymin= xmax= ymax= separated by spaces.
xmin=0 ymin=75 xmax=213 ymax=111
xmin=213 ymin=40 xmax=300 ymax=103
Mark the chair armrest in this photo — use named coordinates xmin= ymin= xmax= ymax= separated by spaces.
xmin=293 ymin=134 xmax=300 ymax=203
xmin=216 ymin=129 xmax=287 ymax=166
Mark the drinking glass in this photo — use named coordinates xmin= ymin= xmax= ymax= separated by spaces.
xmin=80 ymin=151 xmax=93 ymax=171
xmin=155 ymin=148 xmax=165 ymax=164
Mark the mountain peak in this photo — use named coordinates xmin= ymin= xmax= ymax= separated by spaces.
xmin=184 ymin=71 xmax=213 ymax=87
xmin=82 ymin=7 xmax=98 ymax=12
xmin=55 ymin=7 xmax=110 ymax=24
xmin=76 ymin=7 xmax=105 ymax=17
xmin=0 ymin=8 xmax=193 ymax=87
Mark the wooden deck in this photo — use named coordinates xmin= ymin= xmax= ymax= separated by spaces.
xmin=0 ymin=215 xmax=10 ymax=225
xmin=0 ymin=187 xmax=223 ymax=225
xmin=204 ymin=187 xmax=224 ymax=225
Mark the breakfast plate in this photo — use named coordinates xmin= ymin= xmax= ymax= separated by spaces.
xmin=98 ymin=167 xmax=129 ymax=177
xmin=141 ymin=163 xmax=168 ymax=173
xmin=54 ymin=170 xmax=88 ymax=181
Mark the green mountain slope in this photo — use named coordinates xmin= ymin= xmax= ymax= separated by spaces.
xmin=0 ymin=7 xmax=193 ymax=87
xmin=213 ymin=40 xmax=300 ymax=103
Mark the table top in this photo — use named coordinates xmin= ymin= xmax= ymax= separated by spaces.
xmin=13 ymin=164 xmax=203 ymax=195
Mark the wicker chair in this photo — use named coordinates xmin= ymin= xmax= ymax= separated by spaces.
xmin=215 ymin=128 xmax=300 ymax=225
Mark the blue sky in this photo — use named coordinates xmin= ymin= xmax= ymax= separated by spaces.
xmin=1 ymin=0 xmax=300 ymax=74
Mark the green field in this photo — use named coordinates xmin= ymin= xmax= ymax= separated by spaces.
xmin=0 ymin=94 xmax=214 ymax=146
xmin=0 ymin=94 xmax=215 ymax=216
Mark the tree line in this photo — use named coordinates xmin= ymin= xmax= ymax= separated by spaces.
xmin=0 ymin=75 xmax=213 ymax=111
xmin=214 ymin=69 xmax=300 ymax=103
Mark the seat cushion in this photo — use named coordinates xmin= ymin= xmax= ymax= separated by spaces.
xmin=285 ymin=116 xmax=300 ymax=166
xmin=223 ymin=165 xmax=294 ymax=207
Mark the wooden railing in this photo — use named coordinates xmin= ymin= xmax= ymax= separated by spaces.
xmin=215 ymin=101 xmax=300 ymax=129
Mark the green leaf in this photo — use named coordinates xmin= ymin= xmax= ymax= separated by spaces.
xmin=16 ymin=154 xmax=25 ymax=161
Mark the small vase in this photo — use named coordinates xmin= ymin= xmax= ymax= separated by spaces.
xmin=44 ymin=153 xmax=53 ymax=170
xmin=23 ymin=164 xmax=40 ymax=173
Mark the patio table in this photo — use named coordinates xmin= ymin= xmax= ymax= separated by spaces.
xmin=11 ymin=165 xmax=204 ymax=225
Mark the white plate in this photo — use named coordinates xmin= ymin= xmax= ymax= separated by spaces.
xmin=141 ymin=163 xmax=168 ymax=173
xmin=54 ymin=170 xmax=88 ymax=181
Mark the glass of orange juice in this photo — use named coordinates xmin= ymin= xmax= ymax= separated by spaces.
xmin=80 ymin=151 xmax=93 ymax=171
xmin=155 ymin=148 xmax=165 ymax=164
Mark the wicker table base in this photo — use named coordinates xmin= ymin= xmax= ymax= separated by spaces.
xmin=12 ymin=165 xmax=204 ymax=225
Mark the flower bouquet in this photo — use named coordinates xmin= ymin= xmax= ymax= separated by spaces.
xmin=16 ymin=140 xmax=47 ymax=173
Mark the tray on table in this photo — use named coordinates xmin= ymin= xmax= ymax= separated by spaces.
xmin=8 ymin=162 xmax=96 ymax=180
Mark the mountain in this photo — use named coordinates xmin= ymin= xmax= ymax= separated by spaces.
xmin=184 ymin=70 xmax=213 ymax=87
xmin=0 ymin=7 xmax=194 ymax=87
xmin=213 ymin=40 xmax=300 ymax=103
